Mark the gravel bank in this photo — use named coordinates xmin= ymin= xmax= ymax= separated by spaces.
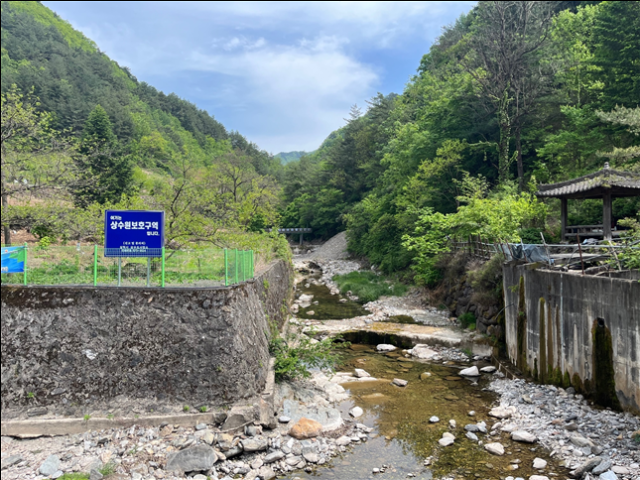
xmin=488 ymin=378 xmax=639 ymax=480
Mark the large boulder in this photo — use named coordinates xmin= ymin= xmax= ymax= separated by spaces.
xmin=166 ymin=446 xmax=217 ymax=473
xmin=39 ymin=456 xmax=60 ymax=477
xmin=289 ymin=418 xmax=324 ymax=440
xmin=459 ymin=366 xmax=480 ymax=377
xmin=409 ymin=345 xmax=439 ymax=360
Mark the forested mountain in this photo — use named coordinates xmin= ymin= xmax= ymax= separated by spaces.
xmin=1 ymin=1 xmax=638 ymax=275
xmin=281 ymin=0 xmax=639 ymax=276
xmin=275 ymin=151 xmax=310 ymax=165
xmin=1 ymin=1 xmax=284 ymax=248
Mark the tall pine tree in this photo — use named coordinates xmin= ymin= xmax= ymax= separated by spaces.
xmin=591 ymin=1 xmax=640 ymax=109
xmin=74 ymin=105 xmax=134 ymax=207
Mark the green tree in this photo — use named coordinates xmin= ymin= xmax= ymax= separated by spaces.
xmin=591 ymin=1 xmax=640 ymax=109
xmin=1 ymin=85 xmax=74 ymax=245
xmin=73 ymin=105 xmax=134 ymax=207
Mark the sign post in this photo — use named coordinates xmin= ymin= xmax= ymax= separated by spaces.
xmin=104 ymin=210 xmax=165 ymax=287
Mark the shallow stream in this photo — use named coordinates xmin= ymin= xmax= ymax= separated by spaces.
xmin=295 ymin=282 xmax=369 ymax=320
xmin=283 ymin=346 xmax=568 ymax=480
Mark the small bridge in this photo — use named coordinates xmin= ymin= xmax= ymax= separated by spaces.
xmin=268 ymin=228 xmax=312 ymax=245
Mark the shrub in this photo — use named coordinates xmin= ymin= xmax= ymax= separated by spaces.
xmin=269 ymin=333 xmax=346 ymax=383
xmin=332 ymin=271 xmax=408 ymax=303
xmin=459 ymin=312 xmax=476 ymax=329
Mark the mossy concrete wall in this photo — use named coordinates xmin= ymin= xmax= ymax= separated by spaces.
xmin=503 ymin=264 xmax=639 ymax=414
xmin=1 ymin=260 xmax=293 ymax=419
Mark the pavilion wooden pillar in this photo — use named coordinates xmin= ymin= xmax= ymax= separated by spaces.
xmin=603 ymin=193 xmax=612 ymax=240
xmin=561 ymin=198 xmax=568 ymax=242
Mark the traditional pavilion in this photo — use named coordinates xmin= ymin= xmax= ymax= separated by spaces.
xmin=536 ymin=163 xmax=640 ymax=241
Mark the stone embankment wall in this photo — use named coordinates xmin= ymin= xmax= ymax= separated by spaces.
xmin=1 ymin=260 xmax=293 ymax=417
xmin=503 ymin=263 xmax=639 ymax=414
xmin=440 ymin=254 xmax=504 ymax=339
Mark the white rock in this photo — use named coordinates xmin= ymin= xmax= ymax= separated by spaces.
xmin=533 ymin=458 xmax=548 ymax=469
xmin=512 ymin=431 xmax=537 ymax=443
xmin=529 ymin=476 xmax=550 ymax=480
xmin=459 ymin=366 xmax=480 ymax=377
xmin=392 ymin=379 xmax=408 ymax=387
xmin=489 ymin=406 xmax=517 ymax=419
xmin=484 ymin=443 xmax=505 ymax=456
xmin=297 ymin=294 xmax=314 ymax=308
xmin=376 ymin=344 xmax=397 ymax=352
xmin=611 ymin=467 xmax=629 ymax=475
xmin=598 ymin=472 xmax=618 ymax=480
xmin=438 ymin=435 xmax=455 ymax=447
xmin=449 ymin=419 xmax=457 ymax=429
xmin=349 ymin=407 xmax=364 ymax=419
xmin=480 ymin=366 xmax=497 ymax=373
xmin=429 ymin=416 xmax=440 ymax=423
xmin=409 ymin=345 xmax=439 ymax=360
xmin=354 ymin=369 xmax=371 ymax=378
xmin=335 ymin=436 xmax=351 ymax=446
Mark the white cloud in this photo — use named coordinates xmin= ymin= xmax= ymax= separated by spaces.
xmin=187 ymin=35 xmax=378 ymax=152
xmin=44 ymin=0 xmax=476 ymax=152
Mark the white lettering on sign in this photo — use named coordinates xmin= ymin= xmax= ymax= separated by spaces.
xmin=109 ymin=220 xmax=160 ymax=230
xmin=1 ymin=267 xmax=8 ymax=273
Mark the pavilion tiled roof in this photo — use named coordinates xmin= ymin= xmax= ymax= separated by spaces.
xmin=536 ymin=164 xmax=640 ymax=199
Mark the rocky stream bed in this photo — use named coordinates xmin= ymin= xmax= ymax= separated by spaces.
xmin=1 ymin=238 xmax=638 ymax=480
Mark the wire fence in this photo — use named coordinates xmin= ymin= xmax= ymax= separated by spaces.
xmin=0 ymin=245 xmax=255 ymax=288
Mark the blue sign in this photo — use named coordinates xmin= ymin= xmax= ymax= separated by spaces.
xmin=1 ymin=247 xmax=25 ymax=273
xmin=104 ymin=210 xmax=165 ymax=257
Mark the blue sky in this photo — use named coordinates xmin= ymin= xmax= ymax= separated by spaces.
xmin=44 ymin=1 xmax=476 ymax=154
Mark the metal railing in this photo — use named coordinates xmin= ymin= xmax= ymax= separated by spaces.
xmin=448 ymin=235 xmax=638 ymax=273
xmin=1 ymin=244 xmax=255 ymax=288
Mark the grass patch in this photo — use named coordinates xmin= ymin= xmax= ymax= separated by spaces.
xmin=332 ymin=271 xmax=408 ymax=303
xmin=633 ymin=431 xmax=640 ymax=445
xmin=59 ymin=475 xmax=89 ymax=480
xmin=99 ymin=463 xmax=116 ymax=477
xmin=459 ymin=312 xmax=476 ymax=330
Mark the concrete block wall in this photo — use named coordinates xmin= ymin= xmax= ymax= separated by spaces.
xmin=1 ymin=260 xmax=293 ymax=419
xmin=503 ymin=263 xmax=639 ymax=414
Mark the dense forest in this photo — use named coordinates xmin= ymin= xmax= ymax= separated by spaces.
xmin=1 ymin=1 xmax=638 ymax=275
xmin=1 ymin=0 xmax=285 ymax=253
xmin=280 ymin=0 xmax=639 ymax=278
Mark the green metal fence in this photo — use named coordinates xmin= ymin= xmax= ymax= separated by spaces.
xmin=0 ymin=245 xmax=255 ymax=288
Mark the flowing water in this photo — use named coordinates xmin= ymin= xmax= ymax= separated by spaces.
xmin=283 ymin=346 xmax=568 ymax=480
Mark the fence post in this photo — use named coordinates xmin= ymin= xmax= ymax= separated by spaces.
xmin=242 ymin=250 xmax=246 ymax=282
xmin=234 ymin=249 xmax=239 ymax=284
xmin=23 ymin=243 xmax=28 ymax=286
xmin=161 ymin=247 xmax=166 ymax=288
xmin=224 ymin=248 xmax=229 ymax=286
xmin=93 ymin=245 xmax=98 ymax=287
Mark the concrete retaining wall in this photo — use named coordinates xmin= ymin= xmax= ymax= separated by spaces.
xmin=1 ymin=260 xmax=292 ymax=419
xmin=503 ymin=263 xmax=639 ymax=414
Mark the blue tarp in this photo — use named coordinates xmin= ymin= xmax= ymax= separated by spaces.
xmin=499 ymin=244 xmax=554 ymax=264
